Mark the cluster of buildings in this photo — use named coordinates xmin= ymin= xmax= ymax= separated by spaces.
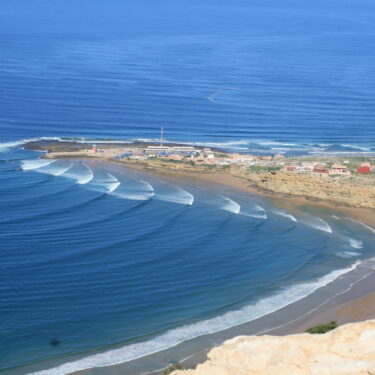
xmin=90 ymin=143 xmax=374 ymax=176
xmin=283 ymin=161 xmax=374 ymax=175
xmin=91 ymin=143 xmax=286 ymax=167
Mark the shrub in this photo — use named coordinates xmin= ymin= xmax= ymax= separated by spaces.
xmin=161 ymin=363 xmax=183 ymax=375
xmin=305 ymin=321 xmax=337 ymax=334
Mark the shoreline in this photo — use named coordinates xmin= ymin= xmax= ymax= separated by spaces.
xmin=23 ymin=137 xmax=375 ymax=224
xmin=109 ymin=160 xmax=375 ymax=229
xmin=49 ymin=154 xmax=374 ymax=229
xmin=69 ymin=257 xmax=375 ymax=375
xmin=15 ymin=256 xmax=375 ymax=375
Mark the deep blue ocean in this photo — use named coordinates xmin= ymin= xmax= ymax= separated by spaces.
xmin=1 ymin=1 xmax=375 ymax=374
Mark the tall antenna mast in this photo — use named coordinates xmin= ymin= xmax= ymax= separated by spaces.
xmin=160 ymin=127 xmax=164 ymax=146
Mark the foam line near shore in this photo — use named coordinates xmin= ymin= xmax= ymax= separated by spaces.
xmin=27 ymin=262 xmax=360 ymax=375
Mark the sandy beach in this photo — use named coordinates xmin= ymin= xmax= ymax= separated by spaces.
xmin=104 ymin=158 xmax=375 ymax=230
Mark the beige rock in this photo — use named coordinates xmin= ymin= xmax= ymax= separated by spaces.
xmin=172 ymin=320 xmax=375 ymax=375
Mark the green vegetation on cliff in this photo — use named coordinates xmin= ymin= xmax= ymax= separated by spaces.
xmin=305 ymin=321 xmax=338 ymax=334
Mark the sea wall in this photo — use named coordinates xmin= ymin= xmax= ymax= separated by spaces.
xmin=172 ymin=320 xmax=375 ymax=375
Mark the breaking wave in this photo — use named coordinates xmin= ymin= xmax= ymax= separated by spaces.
xmin=238 ymin=203 xmax=267 ymax=219
xmin=51 ymin=163 xmax=73 ymax=176
xmin=241 ymin=212 xmax=267 ymax=220
xmin=36 ymin=162 xmax=73 ymax=176
xmin=220 ymin=196 xmax=240 ymax=214
xmin=300 ymin=215 xmax=332 ymax=233
xmin=62 ymin=164 xmax=94 ymax=184
xmin=347 ymin=238 xmax=363 ymax=249
xmin=21 ymin=159 xmax=56 ymax=170
xmin=272 ymin=209 xmax=297 ymax=222
xmin=336 ymin=251 xmax=361 ymax=259
xmin=110 ymin=179 xmax=154 ymax=201
xmin=103 ymin=174 xmax=121 ymax=193
xmin=28 ymin=262 xmax=360 ymax=375
xmin=156 ymin=188 xmax=194 ymax=205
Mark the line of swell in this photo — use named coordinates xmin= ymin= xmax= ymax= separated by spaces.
xmin=25 ymin=204 xmax=187 ymax=267
xmin=0 ymin=181 xmax=77 ymax=208
xmin=0 ymin=195 xmax=149 ymax=240
xmin=0 ymin=173 xmax=54 ymax=192
xmin=123 ymin=213 xmax=235 ymax=270
xmin=0 ymin=191 xmax=108 ymax=226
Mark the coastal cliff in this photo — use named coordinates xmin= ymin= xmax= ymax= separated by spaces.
xmin=243 ymin=171 xmax=375 ymax=209
xmin=172 ymin=320 xmax=375 ymax=375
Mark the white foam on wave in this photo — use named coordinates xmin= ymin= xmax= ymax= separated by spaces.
xmin=156 ymin=188 xmax=194 ymax=206
xmin=35 ymin=162 xmax=73 ymax=177
xmin=110 ymin=180 xmax=154 ymax=201
xmin=272 ymin=209 xmax=297 ymax=222
xmin=63 ymin=164 xmax=94 ymax=185
xmin=1 ymin=137 xmax=62 ymax=153
xmin=112 ymin=191 xmax=153 ymax=201
xmin=336 ymin=251 xmax=361 ymax=259
xmin=84 ymin=173 xmax=121 ymax=194
xmin=52 ymin=163 xmax=73 ymax=176
xmin=63 ymin=138 xmax=133 ymax=145
xmin=113 ymin=192 xmax=152 ymax=201
xmin=28 ymin=262 xmax=360 ymax=375
xmin=300 ymin=215 xmax=332 ymax=234
xmin=238 ymin=203 xmax=267 ymax=219
xmin=341 ymin=144 xmax=371 ymax=151
xmin=0 ymin=140 xmax=23 ymax=152
xmin=187 ymin=140 xmax=251 ymax=148
xmin=254 ymin=204 xmax=265 ymax=212
xmin=105 ymin=174 xmax=121 ymax=193
xmin=347 ymin=238 xmax=363 ymax=249
xmin=77 ymin=164 xmax=94 ymax=185
xmin=21 ymin=159 xmax=56 ymax=171
xmin=241 ymin=212 xmax=268 ymax=220
xmin=139 ymin=180 xmax=154 ymax=193
xmin=220 ymin=196 xmax=240 ymax=214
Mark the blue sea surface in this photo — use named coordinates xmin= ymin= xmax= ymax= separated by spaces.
xmin=1 ymin=1 xmax=375 ymax=374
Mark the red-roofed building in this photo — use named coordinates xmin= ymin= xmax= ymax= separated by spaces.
xmin=284 ymin=165 xmax=296 ymax=171
xmin=357 ymin=163 xmax=371 ymax=174
xmin=313 ymin=164 xmax=328 ymax=173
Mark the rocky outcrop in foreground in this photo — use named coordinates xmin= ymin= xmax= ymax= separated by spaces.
xmin=172 ymin=320 xmax=375 ymax=375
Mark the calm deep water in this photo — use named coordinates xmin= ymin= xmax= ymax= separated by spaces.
xmin=1 ymin=1 xmax=375 ymax=374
